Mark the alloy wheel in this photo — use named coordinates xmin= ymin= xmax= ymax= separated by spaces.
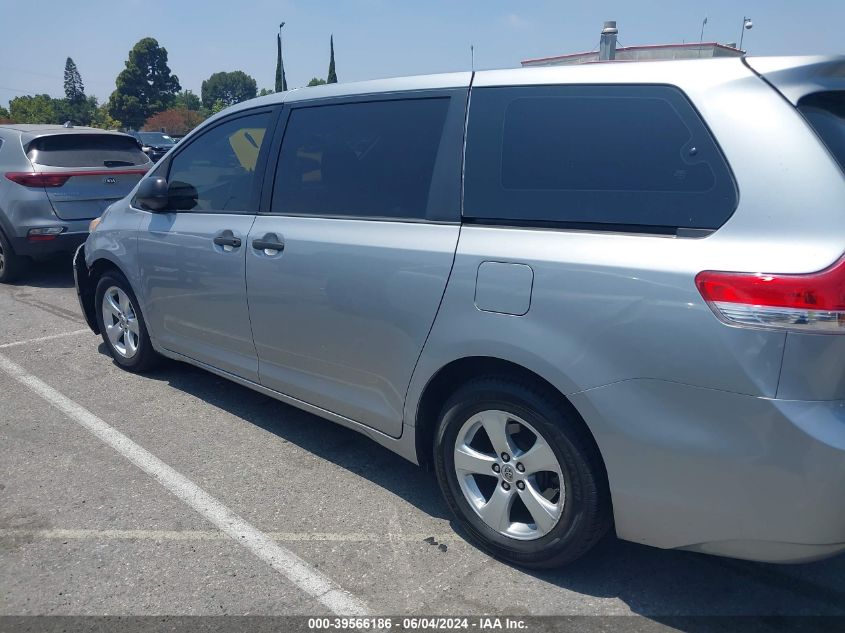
xmin=101 ymin=286 xmax=140 ymax=359
xmin=453 ymin=409 xmax=564 ymax=540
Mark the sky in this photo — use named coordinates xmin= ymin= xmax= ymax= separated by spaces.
xmin=1 ymin=0 xmax=843 ymax=109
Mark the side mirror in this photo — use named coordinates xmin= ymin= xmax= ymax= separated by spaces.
xmin=136 ymin=177 xmax=169 ymax=211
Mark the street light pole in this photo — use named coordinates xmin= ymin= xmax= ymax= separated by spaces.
xmin=277 ymin=21 xmax=287 ymax=92
xmin=739 ymin=16 xmax=753 ymax=51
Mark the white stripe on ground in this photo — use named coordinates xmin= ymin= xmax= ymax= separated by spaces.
xmin=0 ymin=352 xmax=370 ymax=616
xmin=0 ymin=528 xmax=459 ymax=543
xmin=0 ymin=328 xmax=91 ymax=349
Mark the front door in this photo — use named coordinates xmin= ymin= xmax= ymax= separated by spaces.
xmin=246 ymin=91 xmax=467 ymax=436
xmin=138 ymin=110 xmax=275 ymax=381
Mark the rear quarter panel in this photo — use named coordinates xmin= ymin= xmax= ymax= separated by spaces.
xmin=406 ymin=58 xmax=845 ymax=424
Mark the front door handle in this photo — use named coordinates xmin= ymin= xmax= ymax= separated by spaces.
xmin=252 ymin=233 xmax=285 ymax=254
xmin=213 ymin=230 xmax=242 ymax=250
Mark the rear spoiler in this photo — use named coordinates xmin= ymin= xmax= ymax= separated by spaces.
xmin=745 ymin=55 xmax=845 ymax=105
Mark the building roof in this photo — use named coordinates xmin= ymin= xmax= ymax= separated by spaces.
xmin=522 ymin=42 xmax=744 ymax=66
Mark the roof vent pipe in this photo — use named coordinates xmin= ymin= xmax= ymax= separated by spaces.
xmin=599 ymin=21 xmax=618 ymax=61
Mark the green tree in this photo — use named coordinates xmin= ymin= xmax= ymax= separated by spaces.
xmin=210 ymin=99 xmax=227 ymax=115
xmin=9 ymin=94 xmax=57 ymax=124
xmin=258 ymin=88 xmax=274 ymax=96
xmin=275 ymin=29 xmax=288 ymax=92
xmin=307 ymin=78 xmax=326 ymax=87
xmin=0 ymin=105 xmax=11 ymax=123
xmin=201 ymin=71 xmax=257 ymax=108
xmin=90 ymin=103 xmax=121 ymax=129
xmin=63 ymin=57 xmax=85 ymax=102
xmin=174 ymin=90 xmax=201 ymax=111
xmin=108 ymin=38 xmax=181 ymax=129
xmin=55 ymin=94 xmax=98 ymax=126
xmin=327 ymin=35 xmax=338 ymax=84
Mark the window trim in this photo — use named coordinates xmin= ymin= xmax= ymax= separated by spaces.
xmin=260 ymin=88 xmax=468 ymax=223
xmin=133 ymin=106 xmax=281 ymax=215
xmin=462 ymin=83 xmax=739 ymax=235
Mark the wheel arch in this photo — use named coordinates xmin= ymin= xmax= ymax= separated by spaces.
xmin=413 ymin=356 xmax=608 ymax=482
xmin=77 ymin=252 xmax=132 ymax=334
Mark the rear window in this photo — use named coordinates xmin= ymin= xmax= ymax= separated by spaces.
xmin=798 ymin=92 xmax=845 ymax=174
xmin=27 ymin=134 xmax=149 ymax=168
xmin=463 ymin=85 xmax=738 ymax=232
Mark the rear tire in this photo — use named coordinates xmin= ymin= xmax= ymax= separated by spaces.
xmin=94 ymin=270 xmax=160 ymax=372
xmin=0 ymin=230 xmax=29 ymax=283
xmin=434 ymin=376 xmax=611 ymax=568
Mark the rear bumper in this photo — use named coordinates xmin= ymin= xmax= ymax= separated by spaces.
xmin=11 ymin=231 xmax=87 ymax=257
xmin=570 ymin=379 xmax=845 ymax=563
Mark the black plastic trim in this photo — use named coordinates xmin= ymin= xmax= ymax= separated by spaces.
xmin=462 ymin=216 xmax=715 ymax=238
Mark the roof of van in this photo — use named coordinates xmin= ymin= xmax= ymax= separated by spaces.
xmin=210 ymin=55 xmax=841 ymax=123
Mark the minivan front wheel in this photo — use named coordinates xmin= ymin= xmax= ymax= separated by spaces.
xmin=94 ymin=271 xmax=159 ymax=372
xmin=434 ymin=377 xmax=611 ymax=568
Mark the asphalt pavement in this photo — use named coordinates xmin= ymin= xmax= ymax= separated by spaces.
xmin=1 ymin=255 xmax=844 ymax=625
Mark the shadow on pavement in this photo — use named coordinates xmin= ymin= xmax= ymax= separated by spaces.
xmin=11 ymin=254 xmax=76 ymax=289
xmin=99 ymin=344 xmax=845 ymax=620
xmin=526 ymin=534 xmax=845 ymax=618
xmin=97 ymin=346 xmax=452 ymax=522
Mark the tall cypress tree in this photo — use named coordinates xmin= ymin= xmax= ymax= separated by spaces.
xmin=63 ymin=57 xmax=85 ymax=103
xmin=275 ymin=30 xmax=288 ymax=92
xmin=327 ymin=35 xmax=338 ymax=84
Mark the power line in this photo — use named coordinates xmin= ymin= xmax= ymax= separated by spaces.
xmin=0 ymin=65 xmax=113 ymax=89
xmin=0 ymin=65 xmax=62 ymax=81
xmin=0 ymin=84 xmax=55 ymax=95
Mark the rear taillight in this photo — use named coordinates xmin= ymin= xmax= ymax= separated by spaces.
xmin=696 ymin=257 xmax=845 ymax=333
xmin=5 ymin=168 xmax=147 ymax=188
xmin=5 ymin=172 xmax=71 ymax=187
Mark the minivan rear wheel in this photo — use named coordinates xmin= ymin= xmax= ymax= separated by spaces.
xmin=94 ymin=271 xmax=160 ymax=372
xmin=0 ymin=230 xmax=28 ymax=284
xmin=434 ymin=376 xmax=611 ymax=568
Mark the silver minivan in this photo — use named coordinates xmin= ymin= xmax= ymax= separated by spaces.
xmin=75 ymin=56 xmax=845 ymax=568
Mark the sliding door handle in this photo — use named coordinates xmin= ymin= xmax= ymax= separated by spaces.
xmin=252 ymin=233 xmax=285 ymax=253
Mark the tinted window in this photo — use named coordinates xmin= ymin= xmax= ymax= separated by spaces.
xmin=272 ymin=98 xmax=450 ymax=220
xmin=167 ymin=112 xmax=271 ymax=212
xmin=464 ymin=85 xmax=737 ymax=231
xmin=799 ymin=92 xmax=845 ymax=175
xmin=139 ymin=132 xmax=175 ymax=145
xmin=27 ymin=134 xmax=149 ymax=168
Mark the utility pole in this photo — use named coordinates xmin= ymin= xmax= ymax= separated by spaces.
xmin=470 ymin=44 xmax=474 ymax=71
xmin=698 ymin=16 xmax=707 ymax=57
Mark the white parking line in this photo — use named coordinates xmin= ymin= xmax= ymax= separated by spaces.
xmin=0 ymin=528 xmax=460 ymax=544
xmin=0 ymin=329 xmax=91 ymax=349
xmin=0 ymin=352 xmax=370 ymax=616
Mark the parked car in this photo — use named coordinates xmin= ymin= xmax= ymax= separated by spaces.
xmin=75 ymin=56 xmax=845 ymax=568
xmin=127 ymin=131 xmax=177 ymax=162
xmin=0 ymin=124 xmax=151 ymax=282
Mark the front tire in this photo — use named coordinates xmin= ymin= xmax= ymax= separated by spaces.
xmin=434 ymin=376 xmax=611 ymax=568
xmin=94 ymin=270 xmax=160 ymax=372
